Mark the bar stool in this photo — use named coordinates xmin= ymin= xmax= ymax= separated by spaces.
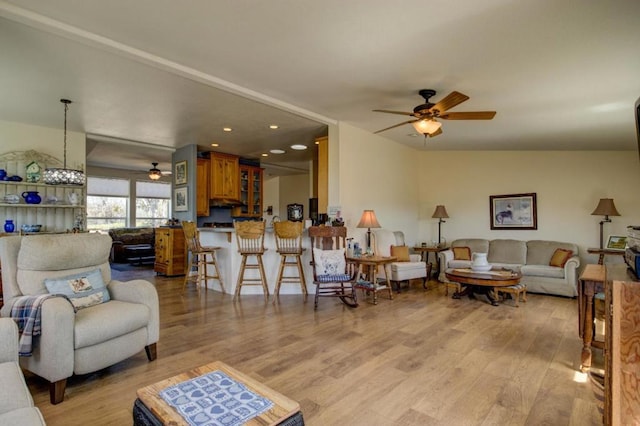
xmin=234 ymin=220 xmax=269 ymax=300
xmin=182 ymin=221 xmax=225 ymax=294
xmin=273 ymin=221 xmax=307 ymax=299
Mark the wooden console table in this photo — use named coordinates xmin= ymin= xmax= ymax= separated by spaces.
xmin=577 ymin=264 xmax=605 ymax=372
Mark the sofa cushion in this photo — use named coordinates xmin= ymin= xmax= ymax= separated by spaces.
xmin=448 ymin=260 xmax=472 ymax=269
xmin=313 ymin=248 xmax=346 ymax=275
xmin=526 ymin=240 xmax=578 ymax=266
xmin=390 ymin=245 xmax=410 ymax=262
xmin=521 ymin=265 xmax=565 ymax=279
xmin=549 ymin=248 xmax=573 ymax=267
xmin=74 ymin=300 xmax=150 ymax=349
xmin=452 ymin=239 xmax=489 ymax=255
xmin=0 ymin=407 xmax=45 ymax=425
xmin=488 ymin=239 xmax=527 ymax=265
xmin=0 ymin=362 xmax=34 ymax=415
xmin=452 ymin=246 xmax=471 ymax=260
xmin=44 ymin=269 xmax=111 ymax=310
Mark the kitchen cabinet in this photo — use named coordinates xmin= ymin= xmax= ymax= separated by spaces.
xmin=209 ymin=152 xmax=239 ymax=200
xmin=233 ymin=165 xmax=263 ymax=218
xmin=196 ymin=158 xmax=209 ymax=217
xmin=604 ymin=264 xmax=640 ymax=425
xmin=154 ymin=227 xmax=187 ymax=276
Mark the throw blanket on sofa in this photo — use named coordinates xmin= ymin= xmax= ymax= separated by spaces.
xmin=10 ymin=294 xmax=75 ymax=357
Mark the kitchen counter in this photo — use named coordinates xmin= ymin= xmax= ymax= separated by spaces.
xmin=198 ymin=227 xmax=312 ymax=295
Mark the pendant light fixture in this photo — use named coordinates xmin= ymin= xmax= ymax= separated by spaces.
xmin=43 ymin=99 xmax=85 ymax=185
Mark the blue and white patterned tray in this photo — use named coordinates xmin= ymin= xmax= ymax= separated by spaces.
xmin=159 ymin=370 xmax=274 ymax=426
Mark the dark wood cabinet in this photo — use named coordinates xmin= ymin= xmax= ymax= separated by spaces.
xmin=196 ymin=158 xmax=209 ymax=217
xmin=233 ymin=165 xmax=263 ymax=218
xmin=154 ymin=227 xmax=187 ymax=276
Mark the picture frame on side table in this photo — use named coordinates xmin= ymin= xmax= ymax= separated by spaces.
xmin=606 ymin=235 xmax=627 ymax=250
xmin=175 ymin=160 xmax=187 ymax=185
xmin=490 ymin=193 xmax=537 ymax=230
xmin=174 ymin=187 xmax=188 ymax=212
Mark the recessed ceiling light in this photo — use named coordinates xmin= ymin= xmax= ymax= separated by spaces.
xmin=261 ymin=153 xmax=269 ymax=157
xmin=408 ymin=133 xmax=420 ymax=138
xmin=270 ymin=149 xmax=286 ymax=154
xmin=269 ymin=125 xmax=279 ymax=129
xmin=211 ymin=143 xmax=219 ymax=147
xmin=290 ymin=144 xmax=307 ymax=150
xmin=223 ymin=127 xmax=232 ymax=132
xmin=315 ymin=140 xmax=320 ymax=145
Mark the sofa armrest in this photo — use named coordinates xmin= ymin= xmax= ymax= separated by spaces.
xmin=409 ymin=254 xmax=422 ymax=262
xmin=438 ymin=249 xmax=454 ymax=273
xmin=109 ymin=280 xmax=160 ymax=345
xmin=0 ymin=318 xmax=19 ymax=363
xmin=564 ymin=255 xmax=580 ymax=282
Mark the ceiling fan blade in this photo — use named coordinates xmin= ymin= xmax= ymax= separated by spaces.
xmin=373 ymin=109 xmax=416 ymax=117
xmin=430 ymin=91 xmax=470 ymax=114
xmin=429 ymin=127 xmax=443 ymax=137
xmin=374 ymin=119 xmax=418 ymax=134
xmin=438 ymin=111 xmax=496 ymax=120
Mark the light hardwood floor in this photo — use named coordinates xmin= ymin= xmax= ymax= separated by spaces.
xmin=30 ymin=270 xmax=604 ymax=425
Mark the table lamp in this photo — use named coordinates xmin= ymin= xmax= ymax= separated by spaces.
xmin=357 ymin=210 xmax=381 ymax=253
xmin=432 ymin=205 xmax=449 ymax=247
xmin=591 ymin=198 xmax=620 ymax=249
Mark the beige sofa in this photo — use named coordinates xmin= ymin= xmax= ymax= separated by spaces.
xmin=0 ymin=318 xmax=46 ymax=425
xmin=0 ymin=233 xmax=159 ymax=404
xmin=438 ymin=239 xmax=580 ymax=297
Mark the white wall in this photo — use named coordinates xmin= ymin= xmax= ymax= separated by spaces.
xmin=278 ymin=174 xmax=310 ymax=220
xmin=418 ymin=151 xmax=640 ymax=267
xmin=262 ymin=176 xmax=280 ymax=223
xmin=0 ymin=120 xmax=85 ymax=169
xmin=334 ymin=123 xmax=421 ymax=247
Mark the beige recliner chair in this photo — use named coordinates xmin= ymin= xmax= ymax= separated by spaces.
xmin=373 ymin=229 xmax=428 ymax=291
xmin=0 ymin=233 xmax=159 ymax=404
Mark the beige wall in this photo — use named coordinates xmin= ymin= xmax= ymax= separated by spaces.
xmin=335 ymin=123 xmax=421 ymax=247
xmin=418 ymin=151 xmax=640 ymax=266
xmin=0 ymin=120 xmax=85 ymax=169
xmin=278 ymin=174 xmax=310 ymax=221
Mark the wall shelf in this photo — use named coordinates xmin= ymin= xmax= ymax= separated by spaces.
xmin=0 ymin=203 xmax=84 ymax=208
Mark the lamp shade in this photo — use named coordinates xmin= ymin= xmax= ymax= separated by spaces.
xmin=591 ymin=198 xmax=620 ymax=217
xmin=357 ymin=210 xmax=381 ymax=229
xmin=412 ymin=119 xmax=442 ymax=135
xmin=432 ymin=205 xmax=449 ymax=219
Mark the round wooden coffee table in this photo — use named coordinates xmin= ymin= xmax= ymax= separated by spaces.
xmin=445 ymin=267 xmax=522 ymax=306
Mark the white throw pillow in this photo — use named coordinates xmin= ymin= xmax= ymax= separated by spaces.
xmin=44 ymin=269 xmax=110 ymax=310
xmin=313 ymin=248 xmax=346 ymax=276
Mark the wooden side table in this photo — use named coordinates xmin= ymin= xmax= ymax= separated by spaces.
xmin=347 ymin=255 xmax=395 ymax=305
xmin=578 ymin=264 xmax=605 ymax=371
xmin=413 ymin=245 xmax=449 ymax=279
xmin=587 ymin=248 xmax=625 ymax=265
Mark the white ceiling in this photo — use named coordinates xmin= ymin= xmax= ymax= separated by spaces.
xmin=1 ymin=1 xmax=640 ymax=176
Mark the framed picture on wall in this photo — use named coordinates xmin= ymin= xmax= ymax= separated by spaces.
xmin=606 ymin=235 xmax=627 ymax=251
xmin=174 ymin=187 xmax=188 ymax=212
xmin=490 ymin=193 xmax=537 ymax=230
xmin=175 ymin=160 xmax=187 ymax=185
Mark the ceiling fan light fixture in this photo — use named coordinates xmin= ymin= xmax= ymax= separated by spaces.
xmin=412 ymin=119 xmax=442 ymax=135
xmin=148 ymin=162 xmax=162 ymax=180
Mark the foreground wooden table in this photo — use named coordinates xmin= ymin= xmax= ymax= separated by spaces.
xmin=445 ymin=267 xmax=522 ymax=306
xmin=136 ymin=361 xmax=301 ymax=425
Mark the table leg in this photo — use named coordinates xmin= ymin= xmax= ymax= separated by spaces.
xmin=486 ymin=288 xmax=499 ymax=307
xmin=581 ymin=293 xmax=595 ymax=372
xmin=383 ymin=263 xmax=394 ymax=301
xmin=597 ymin=254 xmax=604 ymax=265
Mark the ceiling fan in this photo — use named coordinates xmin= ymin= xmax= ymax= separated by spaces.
xmin=373 ymin=89 xmax=496 ymax=137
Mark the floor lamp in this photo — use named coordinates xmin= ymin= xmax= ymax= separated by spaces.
xmin=591 ymin=198 xmax=620 ymax=249
xmin=357 ymin=210 xmax=381 ymax=254
xmin=432 ymin=205 xmax=449 ymax=247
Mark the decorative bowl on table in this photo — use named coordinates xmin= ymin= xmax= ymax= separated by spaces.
xmin=21 ymin=224 xmax=42 ymax=233
xmin=471 ymin=264 xmax=492 ymax=272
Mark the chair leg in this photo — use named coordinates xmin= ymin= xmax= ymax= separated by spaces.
xmin=274 ymin=254 xmax=286 ymax=297
xmin=209 ymin=251 xmax=225 ymax=293
xmin=314 ymin=283 xmax=320 ymax=310
xmin=257 ymin=254 xmax=269 ymax=300
xmin=145 ymin=343 xmax=157 ymax=361
xmin=50 ymin=379 xmax=67 ymax=404
xmin=234 ymin=255 xmax=248 ymax=299
xmin=296 ymin=255 xmax=308 ymax=297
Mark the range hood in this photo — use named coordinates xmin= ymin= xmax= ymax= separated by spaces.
xmin=210 ymin=198 xmax=243 ymax=207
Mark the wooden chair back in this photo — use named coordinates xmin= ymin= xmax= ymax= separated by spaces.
xmin=308 ymin=225 xmax=346 ymax=251
xmin=234 ymin=220 xmax=265 ymax=253
xmin=181 ymin=221 xmax=201 ymax=252
xmin=274 ymin=221 xmax=304 ymax=254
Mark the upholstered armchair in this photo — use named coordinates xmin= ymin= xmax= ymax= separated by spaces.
xmin=0 ymin=233 xmax=159 ymax=404
xmin=373 ymin=230 xmax=428 ymax=291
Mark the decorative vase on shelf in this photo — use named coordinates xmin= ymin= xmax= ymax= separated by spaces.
xmin=21 ymin=191 xmax=41 ymax=204
xmin=4 ymin=219 xmax=15 ymax=233
xmin=471 ymin=252 xmax=492 ymax=272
